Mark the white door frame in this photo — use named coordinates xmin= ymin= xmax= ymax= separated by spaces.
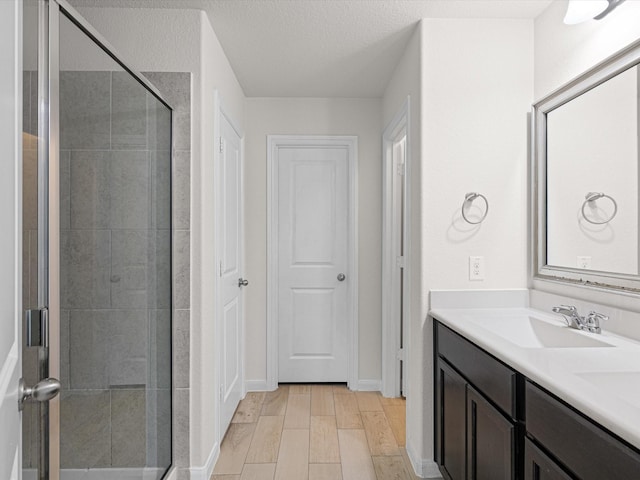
xmin=382 ymin=98 xmax=411 ymax=398
xmin=214 ymin=90 xmax=246 ymax=443
xmin=266 ymin=135 xmax=358 ymax=391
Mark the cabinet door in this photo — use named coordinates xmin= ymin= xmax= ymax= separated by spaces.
xmin=524 ymin=438 xmax=573 ymax=480
xmin=436 ymin=359 xmax=467 ymax=480
xmin=467 ymin=386 xmax=515 ymax=480
xmin=526 ymin=380 xmax=640 ymax=479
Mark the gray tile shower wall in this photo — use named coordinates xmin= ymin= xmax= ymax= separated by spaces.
xmin=144 ymin=71 xmax=192 ymax=480
xmin=20 ymin=70 xmax=190 ymax=474
xmin=58 ymin=68 xmax=173 ymax=471
xmin=59 ymin=71 xmax=111 ymax=150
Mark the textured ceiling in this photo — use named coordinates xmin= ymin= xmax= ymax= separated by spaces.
xmin=69 ymin=0 xmax=553 ymax=97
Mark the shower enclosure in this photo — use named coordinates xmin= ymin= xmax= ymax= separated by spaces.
xmin=21 ymin=1 xmax=173 ymax=478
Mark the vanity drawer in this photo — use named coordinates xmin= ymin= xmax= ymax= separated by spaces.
xmin=525 ymin=380 xmax=640 ymax=480
xmin=435 ymin=321 xmax=518 ymax=419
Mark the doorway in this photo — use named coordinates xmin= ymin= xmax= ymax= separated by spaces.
xmin=382 ymin=99 xmax=411 ymax=399
xmin=266 ymin=136 xmax=358 ymax=389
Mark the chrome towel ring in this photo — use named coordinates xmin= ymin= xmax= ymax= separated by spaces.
xmin=462 ymin=192 xmax=489 ymax=224
xmin=581 ymin=192 xmax=617 ymax=225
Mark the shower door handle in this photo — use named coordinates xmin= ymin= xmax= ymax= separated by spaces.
xmin=18 ymin=377 xmax=61 ymax=411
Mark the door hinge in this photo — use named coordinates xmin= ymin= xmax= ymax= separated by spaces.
xmin=396 ymin=256 xmax=405 ymax=268
xmin=396 ymin=162 xmax=405 ymax=176
xmin=396 ymin=348 xmax=405 ymax=361
xmin=219 ymin=261 xmax=223 ymax=277
xmin=219 ymin=137 xmax=224 ymax=154
xmin=25 ymin=307 xmax=48 ymax=348
xmin=220 ymin=385 xmax=224 ymax=402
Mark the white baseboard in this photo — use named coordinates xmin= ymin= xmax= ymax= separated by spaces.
xmin=355 ymin=379 xmax=382 ymax=391
xmin=23 ymin=468 xmax=166 ymax=480
xmin=405 ymin=441 xmax=443 ymax=479
xmin=190 ymin=441 xmax=220 ymax=480
xmin=245 ymin=379 xmax=272 ymax=391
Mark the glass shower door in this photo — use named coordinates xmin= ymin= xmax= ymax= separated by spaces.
xmin=21 ymin=2 xmax=173 ymax=479
xmin=56 ymin=9 xmax=172 ymax=480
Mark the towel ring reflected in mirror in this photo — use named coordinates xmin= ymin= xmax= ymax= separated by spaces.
xmin=461 ymin=192 xmax=489 ymax=224
xmin=581 ymin=192 xmax=618 ymax=225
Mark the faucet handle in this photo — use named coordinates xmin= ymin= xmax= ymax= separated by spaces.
xmin=585 ymin=311 xmax=607 ymax=333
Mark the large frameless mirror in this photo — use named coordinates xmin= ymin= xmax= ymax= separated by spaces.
xmin=533 ymin=39 xmax=640 ymax=292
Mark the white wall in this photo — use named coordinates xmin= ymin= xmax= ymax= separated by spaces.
xmin=409 ymin=18 xmax=532 ymax=477
xmin=195 ymin=10 xmax=245 ymax=471
xmin=244 ymin=97 xmax=383 ymax=385
xmin=76 ymin=6 xmax=246 ymax=472
xmin=533 ymin=0 xmax=640 ymax=311
xmin=381 ymin=22 xmax=426 ymax=476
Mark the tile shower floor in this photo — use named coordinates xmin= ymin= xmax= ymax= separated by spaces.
xmin=211 ymin=384 xmax=416 ymax=480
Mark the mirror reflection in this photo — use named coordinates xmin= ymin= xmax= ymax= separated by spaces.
xmin=546 ymin=64 xmax=639 ymax=275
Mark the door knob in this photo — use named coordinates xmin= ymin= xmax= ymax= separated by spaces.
xmin=337 ymin=273 xmax=346 ymax=282
xmin=238 ymin=278 xmax=249 ymax=287
xmin=18 ymin=377 xmax=61 ymax=411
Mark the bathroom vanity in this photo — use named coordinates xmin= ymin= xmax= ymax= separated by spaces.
xmin=432 ymin=308 xmax=640 ymax=480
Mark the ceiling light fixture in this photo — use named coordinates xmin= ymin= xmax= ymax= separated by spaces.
xmin=563 ymin=0 xmax=626 ymax=25
xmin=594 ymin=0 xmax=627 ymax=19
xmin=563 ymin=0 xmax=608 ymax=24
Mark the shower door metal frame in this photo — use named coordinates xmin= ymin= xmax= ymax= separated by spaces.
xmin=35 ymin=1 xmax=174 ymax=478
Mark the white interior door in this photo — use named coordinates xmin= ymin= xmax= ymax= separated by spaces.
xmin=382 ymin=100 xmax=410 ymax=399
xmin=1 ymin=0 xmax=22 ymax=477
xmin=218 ymin=110 xmax=244 ymax=434
xmin=393 ymin=136 xmax=407 ymax=397
xmin=274 ymin=139 xmax=353 ymax=383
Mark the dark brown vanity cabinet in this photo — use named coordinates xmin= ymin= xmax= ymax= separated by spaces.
xmin=435 ymin=321 xmax=520 ymax=480
xmin=434 ymin=317 xmax=640 ymax=480
xmin=525 ymin=381 xmax=640 ymax=480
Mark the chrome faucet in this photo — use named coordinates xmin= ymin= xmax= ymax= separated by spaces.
xmin=552 ymin=305 xmax=583 ymax=329
xmin=551 ymin=305 xmax=607 ymax=334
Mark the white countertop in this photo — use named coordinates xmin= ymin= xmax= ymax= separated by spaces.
xmin=430 ymin=307 xmax=640 ymax=449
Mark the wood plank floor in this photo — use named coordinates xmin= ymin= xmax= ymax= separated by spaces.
xmin=212 ymin=384 xmax=418 ymax=480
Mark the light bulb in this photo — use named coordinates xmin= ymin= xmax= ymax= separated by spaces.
xmin=563 ymin=0 xmax=609 ymax=24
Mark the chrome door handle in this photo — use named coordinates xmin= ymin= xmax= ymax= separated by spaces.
xmin=238 ymin=278 xmax=249 ymax=287
xmin=337 ymin=273 xmax=346 ymax=282
xmin=18 ymin=377 xmax=61 ymax=411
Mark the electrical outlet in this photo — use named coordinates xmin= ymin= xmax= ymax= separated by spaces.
xmin=577 ymin=256 xmax=592 ymax=269
xmin=469 ymin=256 xmax=485 ymax=281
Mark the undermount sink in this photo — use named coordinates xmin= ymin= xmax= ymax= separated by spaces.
xmin=576 ymin=372 xmax=640 ymax=405
xmin=467 ymin=315 xmax=614 ymax=349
